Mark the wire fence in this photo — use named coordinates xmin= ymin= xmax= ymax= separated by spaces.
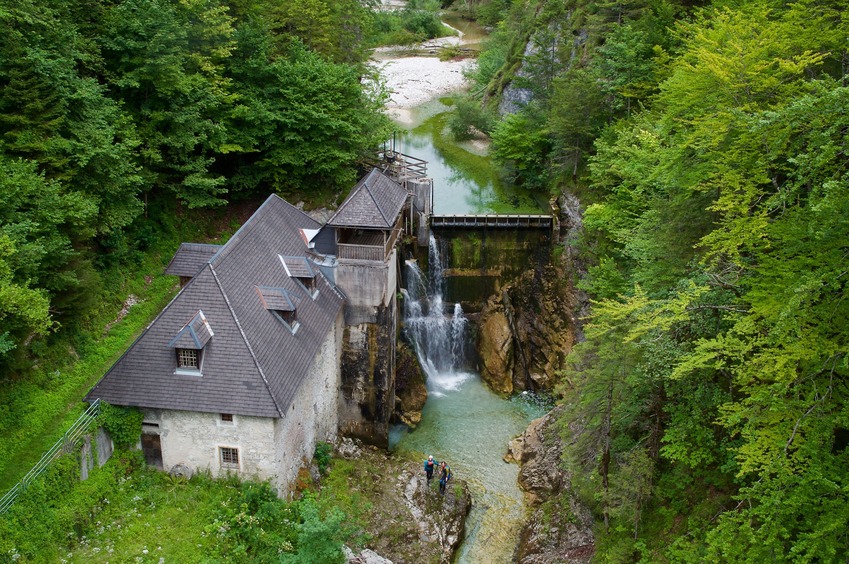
xmin=0 ymin=399 xmax=102 ymax=514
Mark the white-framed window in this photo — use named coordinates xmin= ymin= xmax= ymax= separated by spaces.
xmin=220 ymin=413 xmax=233 ymax=423
xmin=220 ymin=446 xmax=240 ymax=469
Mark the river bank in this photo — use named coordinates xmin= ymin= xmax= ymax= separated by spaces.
xmin=370 ymin=18 xmax=476 ymax=124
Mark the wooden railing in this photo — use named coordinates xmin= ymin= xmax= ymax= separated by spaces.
xmin=336 ymin=228 xmax=402 ymax=262
xmin=337 ymin=243 xmax=384 ymax=261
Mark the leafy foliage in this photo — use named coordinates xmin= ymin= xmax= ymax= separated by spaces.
xmin=480 ymin=0 xmax=849 ymax=558
xmin=98 ymin=403 xmax=144 ymax=449
xmin=0 ymin=0 xmax=392 ymax=375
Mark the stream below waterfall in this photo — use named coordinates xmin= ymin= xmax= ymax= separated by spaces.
xmin=391 ymin=237 xmax=549 ymax=561
xmin=380 ymin=21 xmax=553 ymax=560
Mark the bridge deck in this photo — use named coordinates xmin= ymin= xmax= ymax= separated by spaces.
xmin=431 ymin=214 xmax=552 ymax=229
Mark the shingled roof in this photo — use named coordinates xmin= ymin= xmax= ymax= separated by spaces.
xmin=164 ymin=243 xmax=222 ymax=277
xmin=326 ymin=168 xmax=408 ymax=229
xmin=86 ymin=195 xmax=344 ymax=418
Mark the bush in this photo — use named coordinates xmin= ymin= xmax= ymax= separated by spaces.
xmin=98 ymin=403 xmax=144 ymax=449
xmin=314 ymin=441 xmax=333 ymax=474
xmin=448 ymin=96 xmax=495 ymax=139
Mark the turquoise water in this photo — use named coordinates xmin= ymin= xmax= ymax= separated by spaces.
xmin=393 ymin=230 xmax=548 ymax=561
xmin=394 ymin=98 xmax=545 ymax=215
xmin=390 ymin=375 xmax=547 ymax=562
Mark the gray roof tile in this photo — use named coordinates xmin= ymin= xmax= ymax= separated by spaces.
xmin=87 ymin=195 xmax=344 ymax=418
xmin=164 ymin=243 xmax=222 ymax=277
xmin=327 ymin=169 xmax=408 ymax=229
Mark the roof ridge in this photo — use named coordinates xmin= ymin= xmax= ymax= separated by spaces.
xmin=368 ymin=169 xmax=392 ymax=226
xmin=210 ymin=265 xmax=284 ymax=417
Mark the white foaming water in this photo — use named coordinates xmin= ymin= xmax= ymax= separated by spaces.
xmin=426 ymin=370 xmax=474 ymax=397
xmin=397 ymin=234 xmax=547 ymax=563
xmin=403 ymin=235 xmax=468 ymax=378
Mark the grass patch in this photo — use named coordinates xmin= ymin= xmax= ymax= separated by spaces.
xmin=1 ymin=451 xmax=351 ymax=562
xmin=0 ymin=202 xmax=257 ymax=493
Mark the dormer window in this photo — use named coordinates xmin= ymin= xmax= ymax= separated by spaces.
xmin=256 ymin=286 xmax=300 ymax=334
xmin=177 ymin=348 xmax=199 ymax=369
xmin=279 ymin=255 xmax=319 ymax=299
xmin=169 ymin=310 xmax=213 ymax=375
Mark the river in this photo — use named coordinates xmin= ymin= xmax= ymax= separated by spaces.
xmin=385 ymin=59 xmax=549 ymax=560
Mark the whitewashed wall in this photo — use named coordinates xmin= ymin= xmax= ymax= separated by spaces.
xmin=141 ymin=311 xmax=344 ymax=495
xmin=146 ymin=409 xmax=277 ymax=481
xmin=272 ymin=313 xmax=344 ymax=496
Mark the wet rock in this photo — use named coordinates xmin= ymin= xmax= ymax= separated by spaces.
xmin=394 ymin=342 xmax=428 ymax=427
xmin=516 ymin=407 xmax=594 ymax=563
xmin=477 ymin=304 xmax=514 ymax=395
xmin=517 ymin=411 xmax=564 ymax=504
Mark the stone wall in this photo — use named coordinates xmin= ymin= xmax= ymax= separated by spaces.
xmin=274 ymin=314 xmax=344 ymax=496
xmin=430 ymin=227 xmax=551 ymax=313
xmin=145 ymin=408 xmax=278 ymax=482
xmin=141 ymin=313 xmax=345 ymax=496
xmin=338 ymin=298 xmax=397 ymax=446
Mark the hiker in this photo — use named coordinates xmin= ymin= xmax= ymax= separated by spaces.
xmin=424 ymin=455 xmax=438 ymax=483
xmin=438 ymin=461 xmax=452 ymax=495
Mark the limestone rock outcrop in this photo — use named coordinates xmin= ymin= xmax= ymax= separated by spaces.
xmin=401 ymin=466 xmax=471 ymax=562
xmin=333 ymin=437 xmax=471 ymax=563
xmin=513 ymin=407 xmax=594 ymax=563
xmin=477 ymin=259 xmax=575 ymax=395
xmin=394 ymin=342 xmax=428 ymax=427
xmin=476 ymin=193 xmax=583 ymax=395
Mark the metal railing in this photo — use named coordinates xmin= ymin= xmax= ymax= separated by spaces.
xmin=0 ymin=399 xmax=102 ymax=514
xmin=430 ymin=214 xmax=553 ymax=229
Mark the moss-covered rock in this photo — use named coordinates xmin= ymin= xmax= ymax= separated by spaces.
xmin=328 ymin=438 xmax=472 ymax=563
xmin=395 ymin=342 xmax=428 ymax=428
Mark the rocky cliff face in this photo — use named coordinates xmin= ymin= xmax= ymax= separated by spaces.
xmin=508 ymin=407 xmax=594 ymax=563
xmin=476 ymin=193 xmax=583 ymax=395
xmin=394 ymin=342 xmax=428 ymax=427
xmin=476 ymin=256 xmax=576 ymax=395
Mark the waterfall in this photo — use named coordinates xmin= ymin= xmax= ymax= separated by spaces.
xmin=403 ymin=235 xmax=470 ymax=396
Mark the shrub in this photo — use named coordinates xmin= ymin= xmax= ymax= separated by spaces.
xmin=98 ymin=403 xmax=144 ymax=449
xmin=314 ymin=441 xmax=333 ymax=474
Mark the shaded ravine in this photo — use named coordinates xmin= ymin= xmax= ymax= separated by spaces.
xmin=392 ymin=237 xmax=546 ymax=562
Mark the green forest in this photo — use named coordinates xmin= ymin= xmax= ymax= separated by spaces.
xmin=461 ymin=0 xmax=849 ymax=560
xmin=2 ymin=0 xmax=848 ymax=560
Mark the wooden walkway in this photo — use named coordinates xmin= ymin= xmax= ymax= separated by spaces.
xmin=430 ymin=214 xmax=553 ymax=229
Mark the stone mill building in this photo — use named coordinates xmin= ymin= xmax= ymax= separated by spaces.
xmin=86 ymin=166 xmax=429 ymax=496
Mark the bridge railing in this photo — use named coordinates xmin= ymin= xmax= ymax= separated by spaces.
xmin=0 ymin=399 xmax=102 ymax=514
xmin=430 ymin=214 xmax=553 ymax=229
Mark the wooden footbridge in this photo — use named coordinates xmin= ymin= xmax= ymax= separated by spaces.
xmin=430 ymin=214 xmax=553 ymax=229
